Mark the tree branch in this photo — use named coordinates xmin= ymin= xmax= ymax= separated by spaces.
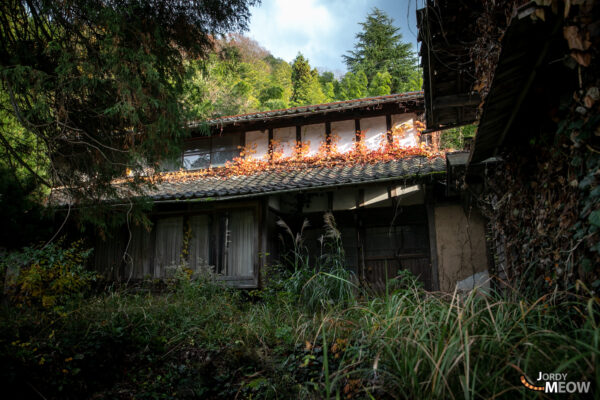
xmin=0 ymin=131 xmax=52 ymax=188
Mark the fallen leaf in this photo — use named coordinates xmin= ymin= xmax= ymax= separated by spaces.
xmin=564 ymin=26 xmax=591 ymax=50
xmin=535 ymin=8 xmax=546 ymax=21
xmin=584 ymin=95 xmax=595 ymax=108
xmin=571 ymin=51 xmax=591 ymax=67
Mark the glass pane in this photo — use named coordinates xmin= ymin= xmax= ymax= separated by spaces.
xmin=154 ymin=217 xmax=183 ymax=278
xmin=227 ymin=210 xmax=254 ymax=277
xmin=158 ymin=158 xmax=181 ymax=172
xmin=183 ymin=153 xmax=210 ymax=170
xmin=211 ymin=150 xmax=239 ymax=167
xmin=212 ymin=134 xmax=239 ymax=152
xmin=185 ymin=138 xmax=211 ymax=153
xmin=189 ymin=215 xmax=211 ymax=273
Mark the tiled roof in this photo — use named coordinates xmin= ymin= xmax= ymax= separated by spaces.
xmin=147 ymin=156 xmax=445 ymax=202
xmin=190 ymin=92 xmax=424 ymax=128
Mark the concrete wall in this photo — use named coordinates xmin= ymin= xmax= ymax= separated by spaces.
xmin=434 ymin=205 xmax=488 ymax=292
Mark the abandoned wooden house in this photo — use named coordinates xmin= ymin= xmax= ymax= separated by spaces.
xmin=94 ymin=92 xmax=490 ymax=290
xmin=417 ymin=0 xmax=600 ymax=288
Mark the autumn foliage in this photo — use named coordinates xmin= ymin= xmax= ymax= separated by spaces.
xmin=155 ymin=120 xmax=442 ymax=184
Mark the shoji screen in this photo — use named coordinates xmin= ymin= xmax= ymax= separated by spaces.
xmin=189 ymin=214 xmax=211 ymax=273
xmin=153 ymin=216 xmax=183 ymax=277
xmin=227 ymin=210 xmax=254 ymax=277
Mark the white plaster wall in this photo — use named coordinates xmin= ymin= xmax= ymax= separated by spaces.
xmin=303 ymin=192 xmax=328 ymax=213
xmin=331 ymin=120 xmax=356 ymax=154
xmin=333 ymin=188 xmax=356 ymax=210
xmin=391 ymin=113 xmax=419 ymax=147
xmin=302 ymin=123 xmax=326 ymax=156
xmin=363 ymin=186 xmax=392 ymax=208
xmin=434 ymin=205 xmax=488 ymax=292
xmin=393 ymin=184 xmax=425 ymax=206
xmin=274 ymin=126 xmax=296 ymax=158
xmin=245 ymin=130 xmax=269 ymax=160
xmin=360 ymin=116 xmax=387 ymax=150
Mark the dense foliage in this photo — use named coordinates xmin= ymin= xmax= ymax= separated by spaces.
xmin=183 ymin=8 xmax=421 ymax=122
xmin=1 ymin=222 xmax=597 ymax=399
xmin=344 ymin=8 xmax=421 ymax=94
xmin=0 ymin=0 xmax=258 ymax=208
xmin=2 ymin=239 xmax=95 ymax=310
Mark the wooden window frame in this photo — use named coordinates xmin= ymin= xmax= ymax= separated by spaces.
xmin=152 ymin=201 xmax=261 ymax=287
xmin=182 ymin=133 xmax=244 ymax=170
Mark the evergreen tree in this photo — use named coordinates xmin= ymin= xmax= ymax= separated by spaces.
xmin=319 ymin=71 xmax=337 ymax=101
xmin=290 ymin=54 xmax=326 ymax=106
xmin=0 ymin=0 xmax=258 ymax=213
xmin=368 ymin=70 xmax=392 ymax=96
xmin=338 ymin=71 xmax=368 ymax=100
xmin=343 ymin=8 xmax=418 ymax=93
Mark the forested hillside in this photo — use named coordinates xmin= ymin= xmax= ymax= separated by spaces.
xmin=182 ymin=8 xmax=422 ymax=121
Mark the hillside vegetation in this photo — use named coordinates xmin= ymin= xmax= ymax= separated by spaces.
xmin=182 ymin=8 xmax=422 ymax=121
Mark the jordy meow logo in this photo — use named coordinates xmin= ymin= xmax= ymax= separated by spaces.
xmin=520 ymin=372 xmax=591 ymax=394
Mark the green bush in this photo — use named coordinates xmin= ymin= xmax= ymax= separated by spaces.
xmin=2 ymin=239 xmax=96 ymax=310
xmin=1 ymin=214 xmax=598 ymax=399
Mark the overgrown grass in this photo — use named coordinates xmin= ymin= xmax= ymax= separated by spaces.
xmin=1 ymin=271 xmax=598 ymax=399
xmin=1 ymin=218 xmax=598 ymax=398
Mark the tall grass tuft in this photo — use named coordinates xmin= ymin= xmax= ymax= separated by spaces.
xmin=317 ymin=287 xmax=599 ymax=399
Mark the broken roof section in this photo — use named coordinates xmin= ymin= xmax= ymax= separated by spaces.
xmin=417 ymin=0 xmax=482 ymax=131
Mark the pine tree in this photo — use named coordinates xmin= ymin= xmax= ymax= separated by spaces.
xmin=343 ymin=8 xmax=418 ymax=93
xmin=290 ymin=54 xmax=326 ymax=106
xmin=0 ymin=0 xmax=259 ymax=216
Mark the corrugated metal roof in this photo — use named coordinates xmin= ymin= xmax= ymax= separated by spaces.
xmin=189 ymin=92 xmax=424 ymax=128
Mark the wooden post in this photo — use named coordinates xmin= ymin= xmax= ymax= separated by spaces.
xmin=386 ymin=114 xmax=392 ymax=144
xmin=268 ymin=128 xmax=274 ymax=162
xmin=425 ymin=185 xmax=440 ymax=291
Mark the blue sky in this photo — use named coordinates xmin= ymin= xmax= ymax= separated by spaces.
xmin=246 ymin=0 xmax=424 ymax=76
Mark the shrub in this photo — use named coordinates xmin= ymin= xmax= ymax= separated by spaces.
xmin=2 ymin=239 xmax=96 ymax=310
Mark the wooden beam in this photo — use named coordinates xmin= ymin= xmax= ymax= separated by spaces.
xmin=268 ymin=128 xmax=273 ymax=162
xmin=425 ymin=186 xmax=440 ymax=291
xmin=386 ymin=114 xmax=392 ymax=143
xmin=432 ymin=93 xmax=480 ymax=110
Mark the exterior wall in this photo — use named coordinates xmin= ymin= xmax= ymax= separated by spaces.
xmin=301 ymin=123 xmax=326 ymax=156
xmin=433 ymin=205 xmax=488 ymax=291
xmin=391 ymin=113 xmax=419 ymax=147
xmin=245 ymin=129 xmax=269 ymax=160
xmin=239 ymin=114 xmax=420 ymax=163
xmin=360 ymin=116 xmax=387 ymax=150
xmin=331 ymin=120 xmax=356 ymax=153
xmin=273 ymin=126 xmax=296 ymax=158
